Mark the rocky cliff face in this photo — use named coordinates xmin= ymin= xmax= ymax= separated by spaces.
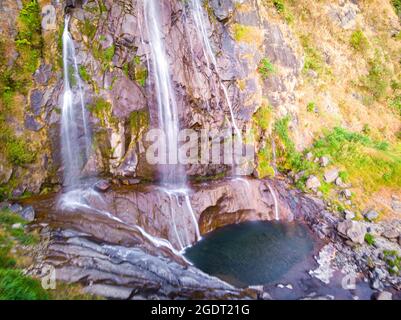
xmin=2 ymin=1 xmax=400 ymax=217
xmin=0 ymin=0 xmax=306 ymax=196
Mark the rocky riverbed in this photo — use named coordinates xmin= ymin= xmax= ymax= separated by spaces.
xmin=1 ymin=177 xmax=396 ymax=300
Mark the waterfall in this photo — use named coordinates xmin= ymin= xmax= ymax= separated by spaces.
xmin=61 ymin=16 xmax=92 ymax=188
xmin=143 ymin=0 xmax=200 ymax=245
xmin=266 ymin=182 xmax=280 ymax=220
xmin=143 ymin=0 xmax=182 ymax=185
xmin=188 ymin=0 xmax=242 ymax=141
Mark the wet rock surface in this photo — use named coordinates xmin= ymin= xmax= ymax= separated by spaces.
xmin=19 ymin=175 xmax=401 ymax=299
xmin=21 ymin=177 xmax=324 ymax=299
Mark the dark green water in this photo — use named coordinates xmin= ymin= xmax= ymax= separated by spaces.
xmin=185 ymin=221 xmax=315 ymax=288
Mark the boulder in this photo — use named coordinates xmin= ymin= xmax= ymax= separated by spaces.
xmin=30 ymin=89 xmax=43 ymax=116
xmin=34 ymin=65 xmax=52 ymax=85
xmin=324 ymin=168 xmax=339 ymax=183
xmin=391 ymin=196 xmax=401 ymax=214
xmin=94 ymin=180 xmax=111 ymax=193
xmin=24 ymin=114 xmax=44 ymax=132
xmin=9 ymin=204 xmax=23 ymax=214
xmin=210 ymin=0 xmax=236 ymax=21
xmin=375 ymin=291 xmax=392 ymax=300
xmin=20 ymin=206 xmax=35 ymax=222
xmin=0 ymin=160 xmax=13 ymax=185
xmin=337 ymin=220 xmax=366 ymax=244
xmin=320 ymin=156 xmax=330 ymax=167
xmin=335 ymin=177 xmax=345 ymax=187
xmin=342 ymin=189 xmax=352 ymax=199
xmin=382 ymin=228 xmax=399 ymax=240
xmin=306 ymin=175 xmax=321 ymax=190
xmin=365 ymin=210 xmax=379 ymax=222
xmin=344 ymin=210 xmax=355 ymax=220
xmin=305 ymin=152 xmax=314 ymax=161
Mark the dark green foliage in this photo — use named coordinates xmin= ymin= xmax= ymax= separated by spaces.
xmin=0 ymin=269 xmax=49 ymax=300
xmin=350 ymin=30 xmax=369 ymax=52
xmin=92 ymin=42 xmax=115 ymax=71
xmin=383 ymin=250 xmax=401 ymax=275
xmin=78 ymin=65 xmax=91 ymax=82
xmin=123 ymin=56 xmax=148 ymax=87
xmin=80 ymin=19 xmax=97 ymax=40
xmin=364 ymin=233 xmax=375 ymax=245
xmin=14 ymin=0 xmax=43 ymax=87
xmin=361 ymin=54 xmax=390 ymax=101
xmin=4 ymin=136 xmax=36 ymax=166
xmin=274 ymin=117 xmax=308 ymax=174
xmin=253 ymin=104 xmax=272 ymax=131
xmin=128 ymin=110 xmax=150 ymax=139
xmin=307 ymin=101 xmax=317 ymax=113
xmin=300 ymin=35 xmax=325 ymax=74
xmin=273 ymin=0 xmax=285 ymax=13
xmin=258 ymin=58 xmax=275 ymax=80
xmin=392 ymin=0 xmax=401 ymax=17
xmin=390 ymin=95 xmax=401 ymax=115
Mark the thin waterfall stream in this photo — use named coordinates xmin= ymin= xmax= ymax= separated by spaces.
xmin=188 ymin=0 xmax=242 ymax=141
xmin=60 ymin=15 xmax=92 ymax=189
xmin=59 ymin=14 xmax=190 ymax=254
xmin=143 ymin=0 xmax=200 ymax=249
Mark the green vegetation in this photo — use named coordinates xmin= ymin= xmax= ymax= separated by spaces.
xmin=309 ymin=127 xmax=400 ymax=193
xmin=88 ymin=97 xmax=115 ymax=127
xmin=383 ymin=250 xmax=401 ymax=275
xmin=0 ymin=208 xmax=46 ymax=300
xmin=390 ymin=95 xmax=401 ymax=115
xmin=0 ymin=0 xmax=42 ymax=105
xmin=0 ymin=269 xmax=49 ymax=300
xmin=80 ymin=19 xmax=97 ymax=40
xmin=269 ymin=119 xmax=401 ymax=200
xmin=273 ymin=117 xmax=305 ymax=174
xmin=15 ymin=0 xmax=42 ymax=84
xmin=271 ymin=0 xmax=293 ymax=23
xmin=123 ymin=56 xmax=148 ymax=87
xmin=392 ymin=0 xmax=401 ymax=17
xmin=0 ymin=208 xmax=99 ymax=300
xmin=0 ymin=0 xmax=41 ymax=173
xmin=0 ymin=128 xmax=36 ymax=166
xmin=307 ymin=101 xmax=317 ymax=113
xmin=350 ymin=30 xmax=369 ymax=52
xmin=360 ymin=53 xmax=390 ymax=102
xmin=103 ymin=45 xmax=115 ymax=63
xmin=258 ymin=58 xmax=275 ymax=80
xmin=232 ymin=24 xmax=263 ymax=45
xmin=128 ymin=110 xmax=150 ymax=139
xmin=78 ymin=65 xmax=91 ymax=82
xmin=273 ymin=0 xmax=285 ymax=13
xmin=300 ymin=35 xmax=325 ymax=76
xmin=256 ymin=147 xmax=275 ymax=179
xmin=364 ymin=233 xmax=375 ymax=246
xmin=253 ymin=104 xmax=275 ymax=179
xmin=92 ymin=42 xmax=115 ymax=71
xmin=253 ymin=104 xmax=272 ymax=131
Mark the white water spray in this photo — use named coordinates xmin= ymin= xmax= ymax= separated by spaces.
xmin=61 ymin=16 xmax=92 ymax=188
xmin=143 ymin=0 xmax=200 ymax=244
xmin=266 ymin=182 xmax=280 ymax=220
xmin=188 ymin=0 xmax=242 ymax=141
xmin=143 ymin=0 xmax=182 ymax=185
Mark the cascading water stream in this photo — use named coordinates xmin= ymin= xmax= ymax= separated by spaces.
xmin=61 ymin=16 xmax=92 ymax=189
xmin=143 ymin=0 xmax=200 ymax=248
xmin=58 ymin=11 xmax=196 ymax=256
xmin=188 ymin=0 xmax=242 ymax=141
xmin=187 ymin=1 xmax=278 ymax=219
